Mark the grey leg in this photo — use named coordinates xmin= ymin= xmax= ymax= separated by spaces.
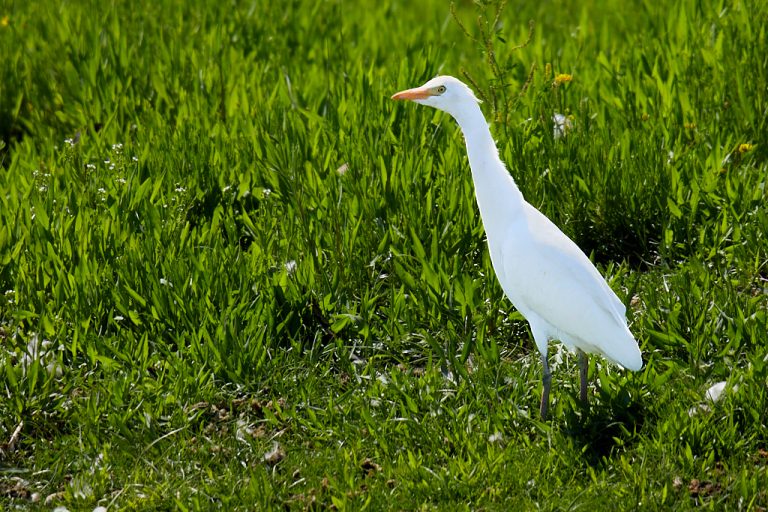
xmin=540 ymin=353 xmax=551 ymax=420
xmin=578 ymin=349 xmax=588 ymax=405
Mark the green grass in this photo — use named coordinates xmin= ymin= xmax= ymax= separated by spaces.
xmin=1 ymin=0 xmax=767 ymax=509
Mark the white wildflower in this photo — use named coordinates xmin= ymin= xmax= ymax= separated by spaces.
xmin=20 ymin=333 xmax=62 ymax=377
xmin=705 ymin=381 xmax=729 ymax=402
xmin=688 ymin=380 xmax=738 ymax=416
xmin=553 ymin=113 xmax=573 ymax=139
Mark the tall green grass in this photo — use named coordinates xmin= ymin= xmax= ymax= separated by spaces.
xmin=1 ymin=0 xmax=766 ymax=509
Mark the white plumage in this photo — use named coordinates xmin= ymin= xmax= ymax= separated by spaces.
xmin=393 ymin=76 xmax=642 ymax=419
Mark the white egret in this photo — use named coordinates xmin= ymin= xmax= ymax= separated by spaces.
xmin=392 ymin=76 xmax=642 ymax=419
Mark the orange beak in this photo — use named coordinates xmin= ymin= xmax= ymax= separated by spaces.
xmin=391 ymin=87 xmax=432 ymax=101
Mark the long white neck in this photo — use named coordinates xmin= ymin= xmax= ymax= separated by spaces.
xmin=451 ymin=104 xmax=525 ymax=233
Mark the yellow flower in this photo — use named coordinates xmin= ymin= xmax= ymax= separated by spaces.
xmin=553 ymin=73 xmax=573 ymax=86
xmin=684 ymin=122 xmax=697 ymax=130
xmin=738 ymin=143 xmax=754 ymax=153
xmin=1 ymin=15 xmax=9 ymax=27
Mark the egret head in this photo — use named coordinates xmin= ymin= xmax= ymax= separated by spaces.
xmin=391 ymin=76 xmax=481 ymax=119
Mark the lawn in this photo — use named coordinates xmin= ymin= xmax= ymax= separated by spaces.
xmin=1 ymin=0 xmax=767 ymax=509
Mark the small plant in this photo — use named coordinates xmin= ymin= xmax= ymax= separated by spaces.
xmin=450 ymin=1 xmax=536 ymax=133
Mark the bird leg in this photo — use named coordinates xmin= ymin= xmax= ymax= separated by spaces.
xmin=578 ymin=349 xmax=588 ymax=405
xmin=540 ymin=353 xmax=551 ymax=420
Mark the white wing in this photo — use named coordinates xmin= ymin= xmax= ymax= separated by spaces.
xmin=490 ymin=202 xmax=642 ymax=370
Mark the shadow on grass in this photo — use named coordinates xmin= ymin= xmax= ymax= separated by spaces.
xmin=561 ymin=387 xmax=649 ymax=466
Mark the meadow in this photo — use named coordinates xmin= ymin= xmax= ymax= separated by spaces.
xmin=0 ymin=0 xmax=767 ymax=509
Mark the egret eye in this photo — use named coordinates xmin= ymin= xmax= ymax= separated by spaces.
xmin=436 ymin=85 xmax=447 ymax=94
